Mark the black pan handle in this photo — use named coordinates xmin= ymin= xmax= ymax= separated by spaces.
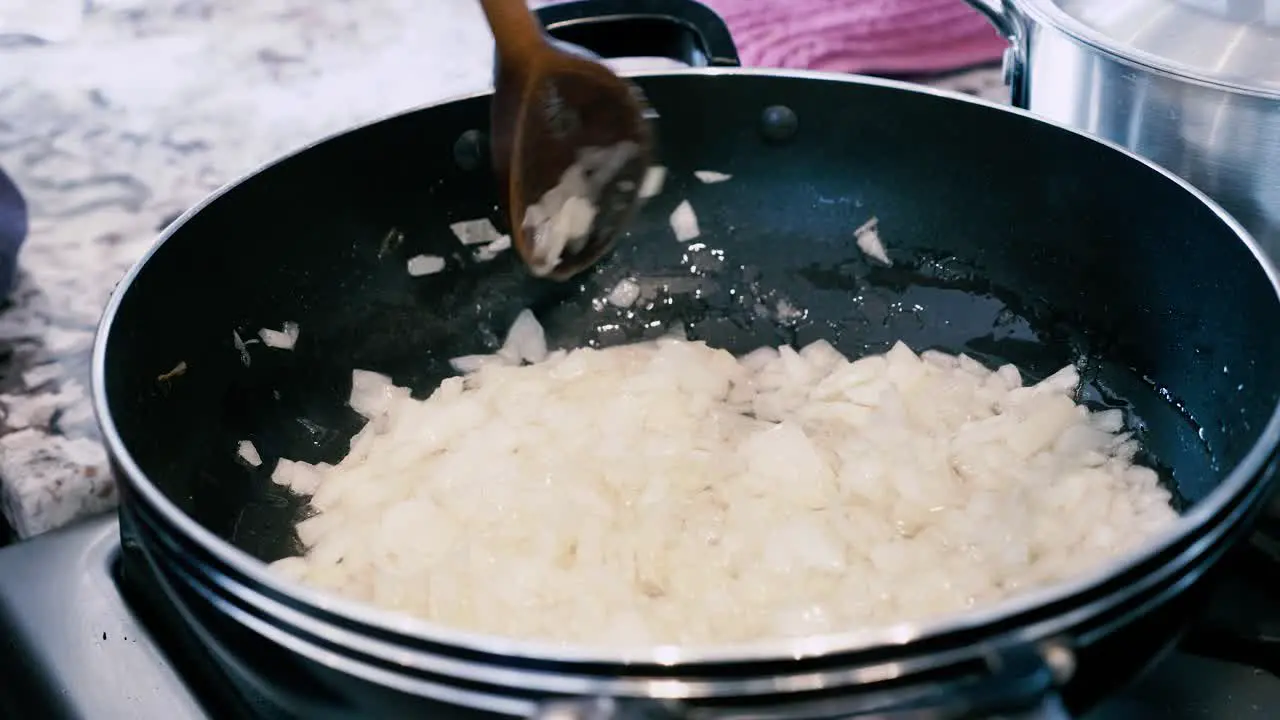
xmin=532 ymin=0 xmax=741 ymax=68
xmin=530 ymin=642 xmax=1074 ymax=719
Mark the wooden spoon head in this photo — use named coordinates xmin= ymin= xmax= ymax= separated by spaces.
xmin=492 ymin=47 xmax=654 ymax=281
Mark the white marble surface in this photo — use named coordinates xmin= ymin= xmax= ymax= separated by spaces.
xmin=0 ymin=0 xmax=1007 ymax=539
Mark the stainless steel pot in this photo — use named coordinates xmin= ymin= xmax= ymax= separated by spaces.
xmin=965 ymin=0 xmax=1280 ymax=259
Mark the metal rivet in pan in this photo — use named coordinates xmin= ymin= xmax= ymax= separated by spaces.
xmin=453 ymin=129 xmax=486 ymax=172
xmin=760 ymin=105 xmax=799 ymax=143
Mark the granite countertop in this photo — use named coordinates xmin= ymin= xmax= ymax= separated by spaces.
xmin=0 ymin=0 xmax=1009 ymax=540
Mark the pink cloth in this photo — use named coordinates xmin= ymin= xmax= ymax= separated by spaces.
xmin=545 ymin=0 xmax=1007 ymax=76
xmin=701 ymin=0 xmax=1007 ymax=75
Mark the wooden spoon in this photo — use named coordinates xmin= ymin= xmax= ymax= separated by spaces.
xmin=479 ymin=0 xmax=654 ymax=281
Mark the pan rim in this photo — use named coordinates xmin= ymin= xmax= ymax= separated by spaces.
xmin=91 ymin=66 xmax=1280 ymax=666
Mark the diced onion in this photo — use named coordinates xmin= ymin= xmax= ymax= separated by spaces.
xmin=450 ymin=218 xmax=502 ymax=246
xmin=407 ymin=254 xmax=446 ymax=276
xmin=236 ymin=440 xmax=263 ymax=467
xmin=259 ymin=322 xmax=300 ymax=350
xmin=606 ymin=278 xmax=642 ymax=308
xmin=854 ymin=217 xmax=891 ymax=266
xmin=693 ymin=170 xmax=731 ymax=184
xmin=669 ymin=200 xmax=700 ymax=242
xmin=271 ymin=311 xmax=1178 ymax=649
xmin=498 ymin=309 xmax=549 ymax=364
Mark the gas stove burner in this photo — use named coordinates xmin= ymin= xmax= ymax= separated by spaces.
xmin=0 ymin=514 xmax=276 ymax=719
xmin=1 ymin=514 xmax=1280 ymax=719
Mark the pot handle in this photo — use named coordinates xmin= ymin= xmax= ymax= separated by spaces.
xmin=958 ymin=0 xmax=1027 ymax=106
xmin=529 ymin=642 xmax=1075 ymax=719
xmin=531 ymin=0 xmax=741 ymax=68
xmin=959 ymin=0 xmax=1018 ymax=38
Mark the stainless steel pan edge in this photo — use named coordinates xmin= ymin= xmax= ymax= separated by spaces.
xmin=964 ymin=0 xmax=1280 ymax=264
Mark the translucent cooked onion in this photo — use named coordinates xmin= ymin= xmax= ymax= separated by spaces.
xmin=669 ymin=200 xmax=700 ymax=242
xmin=258 ymin=321 xmax=300 ymax=349
xmin=694 ymin=170 xmax=731 ymax=184
xmin=406 ymin=254 xmax=446 ymax=276
xmin=269 ymin=311 xmax=1178 ymax=648
xmin=855 ymin=216 xmax=891 ymax=266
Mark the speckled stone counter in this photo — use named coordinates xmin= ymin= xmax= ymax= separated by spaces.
xmin=0 ymin=0 xmax=1008 ymax=539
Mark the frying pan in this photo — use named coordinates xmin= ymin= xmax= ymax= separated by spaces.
xmin=91 ymin=0 xmax=1280 ymax=717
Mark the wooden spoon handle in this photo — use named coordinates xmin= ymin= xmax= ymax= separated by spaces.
xmin=478 ymin=0 xmax=546 ymax=64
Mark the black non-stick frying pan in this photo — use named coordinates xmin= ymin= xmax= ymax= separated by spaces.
xmin=92 ymin=0 xmax=1280 ymax=717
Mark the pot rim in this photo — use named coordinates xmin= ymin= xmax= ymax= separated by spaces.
xmin=91 ymin=66 xmax=1280 ymax=666
xmin=1010 ymin=0 xmax=1280 ymax=100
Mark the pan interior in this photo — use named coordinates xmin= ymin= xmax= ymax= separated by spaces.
xmin=101 ymin=74 xmax=1280 ymax=566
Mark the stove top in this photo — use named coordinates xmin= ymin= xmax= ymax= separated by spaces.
xmin=1 ymin=514 xmax=1278 ymax=719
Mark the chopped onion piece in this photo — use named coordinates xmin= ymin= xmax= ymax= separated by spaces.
xmin=157 ymin=361 xmax=187 ymax=383
xmin=606 ymin=278 xmax=642 ymax=308
xmin=499 ymin=309 xmax=549 ymax=364
xmin=523 ymin=195 xmax=597 ymax=274
xmin=475 ymin=234 xmax=512 ymax=262
xmin=259 ymin=321 xmax=300 ymax=350
xmin=271 ymin=335 xmax=1178 ymax=647
xmin=669 ymin=200 xmax=700 ymax=242
xmin=349 ymin=370 xmax=402 ymax=420
xmin=407 ymin=254 xmax=447 ymax=276
xmin=638 ymin=165 xmax=666 ymax=199
xmin=775 ymin=299 xmax=805 ymax=323
xmin=237 ymin=440 xmax=263 ymax=467
xmin=232 ymin=330 xmax=251 ymax=367
xmin=521 ymin=142 xmax=639 ymax=275
xmin=854 ymin=217 xmax=891 ymax=266
xmin=449 ymin=218 xmax=502 ymax=246
xmin=449 ymin=354 xmax=512 ymax=374
xmin=694 ymin=170 xmax=732 ymax=184
xmin=273 ymin=458 xmax=327 ymax=495
xmin=269 ymin=556 xmax=309 ymax=581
